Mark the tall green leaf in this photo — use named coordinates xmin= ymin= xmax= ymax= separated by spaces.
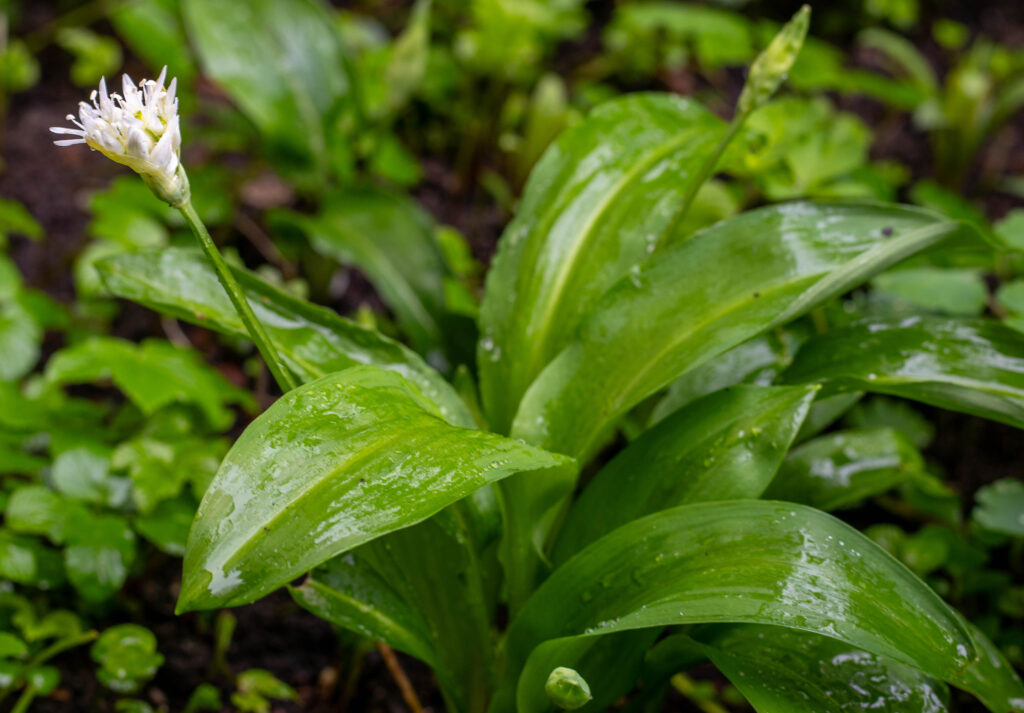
xmin=511 ymin=203 xmax=967 ymax=459
xmin=95 ymin=248 xmax=473 ymax=427
xmin=553 ymin=385 xmax=816 ymax=563
xmin=177 ymin=366 xmax=568 ymax=611
xmin=502 ymin=501 xmax=986 ymax=713
xmin=783 ymin=316 xmax=1024 ymax=429
xmin=478 ymin=94 xmax=728 ymax=433
xmin=182 ymin=0 xmax=350 ymax=181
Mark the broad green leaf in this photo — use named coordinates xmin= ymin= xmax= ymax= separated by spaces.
xmin=45 ymin=338 xmax=252 ymax=431
xmin=554 ymin=385 xmax=816 ymax=562
xmin=96 ymin=248 xmax=473 ymax=427
xmin=182 ymin=0 xmax=349 ymax=182
xmin=286 ymin=187 xmax=449 ymax=360
xmin=693 ymin=625 xmax=950 ymax=713
xmin=178 ymin=365 xmax=569 ymax=611
xmin=972 ymin=479 xmax=1024 ymax=537
xmin=763 ymin=428 xmax=925 ymax=511
xmin=503 ymin=502 xmax=981 ymax=713
xmin=783 ymin=316 xmax=1024 ymax=429
xmin=478 ymin=93 xmax=728 ymax=433
xmin=512 ymin=203 xmax=966 ymax=459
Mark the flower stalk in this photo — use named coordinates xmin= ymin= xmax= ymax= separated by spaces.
xmin=52 ymin=69 xmax=297 ymax=393
xmin=663 ymin=5 xmax=811 ymax=244
xmin=177 ymin=199 xmax=298 ymax=393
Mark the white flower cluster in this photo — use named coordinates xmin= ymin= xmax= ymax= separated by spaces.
xmin=50 ymin=67 xmax=189 ymax=205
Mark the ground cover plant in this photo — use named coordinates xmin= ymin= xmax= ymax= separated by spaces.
xmin=3 ymin=1 xmax=1024 ymax=712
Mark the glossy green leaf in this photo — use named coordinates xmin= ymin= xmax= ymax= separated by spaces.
xmin=479 ymin=93 xmax=728 ymax=433
xmin=512 ymin=203 xmax=966 ymax=459
xmin=96 ymin=248 xmax=473 ymax=427
xmin=972 ymin=479 xmax=1024 ymax=537
xmin=178 ymin=365 xmax=569 ymax=611
xmin=554 ymin=385 xmax=816 ymax=562
xmin=182 ymin=0 xmax=349 ymax=180
xmin=783 ymin=316 xmax=1024 ymax=429
xmin=504 ymin=502 xmax=980 ymax=713
xmin=288 ymin=187 xmax=449 ymax=359
xmin=693 ymin=625 xmax=950 ymax=713
xmin=763 ymin=428 xmax=925 ymax=511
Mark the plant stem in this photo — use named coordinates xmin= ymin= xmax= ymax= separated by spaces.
xmin=177 ymin=200 xmax=298 ymax=393
xmin=10 ymin=686 xmax=35 ymax=713
xmin=660 ymin=110 xmax=748 ymax=248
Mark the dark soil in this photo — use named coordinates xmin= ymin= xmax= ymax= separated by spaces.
xmin=4 ymin=1 xmax=1024 ymax=712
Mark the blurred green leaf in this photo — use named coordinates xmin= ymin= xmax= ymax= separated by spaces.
xmin=973 ymin=479 xmax=1024 ymax=537
xmin=55 ymin=27 xmax=123 ymax=86
xmin=91 ymin=624 xmax=163 ymax=694
xmin=64 ymin=510 xmax=136 ymax=602
xmin=873 ymin=267 xmax=988 ymax=316
xmin=45 ymin=338 xmax=253 ymax=431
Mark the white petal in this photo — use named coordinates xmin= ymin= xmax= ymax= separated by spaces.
xmin=156 ymin=66 xmax=167 ymax=87
xmin=50 ymin=126 xmax=85 ymax=135
xmin=54 ymin=138 xmax=87 ymax=146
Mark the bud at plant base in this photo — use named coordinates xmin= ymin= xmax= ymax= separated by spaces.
xmin=545 ymin=667 xmax=593 ymax=710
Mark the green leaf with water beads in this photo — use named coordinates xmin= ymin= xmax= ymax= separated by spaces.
xmin=178 ymin=365 xmax=569 ymax=612
xmin=502 ymin=501 xmax=985 ymax=713
xmin=512 ymin=203 xmax=965 ymax=460
xmin=783 ymin=316 xmax=1024 ymax=429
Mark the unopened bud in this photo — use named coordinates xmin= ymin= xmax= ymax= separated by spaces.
xmin=737 ymin=5 xmax=811 ymax=115
xmin=545 ymin=667 xmax=592 ymax=710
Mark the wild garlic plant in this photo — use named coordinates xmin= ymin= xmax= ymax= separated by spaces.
xmin=55 ymin=8 xmax=1024 ymax=713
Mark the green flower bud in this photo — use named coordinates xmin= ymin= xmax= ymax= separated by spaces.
xmin=737 ymin=5 xmax=811 ymax=115
xmin=545 ymin=666 xmax=593 ymax=710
